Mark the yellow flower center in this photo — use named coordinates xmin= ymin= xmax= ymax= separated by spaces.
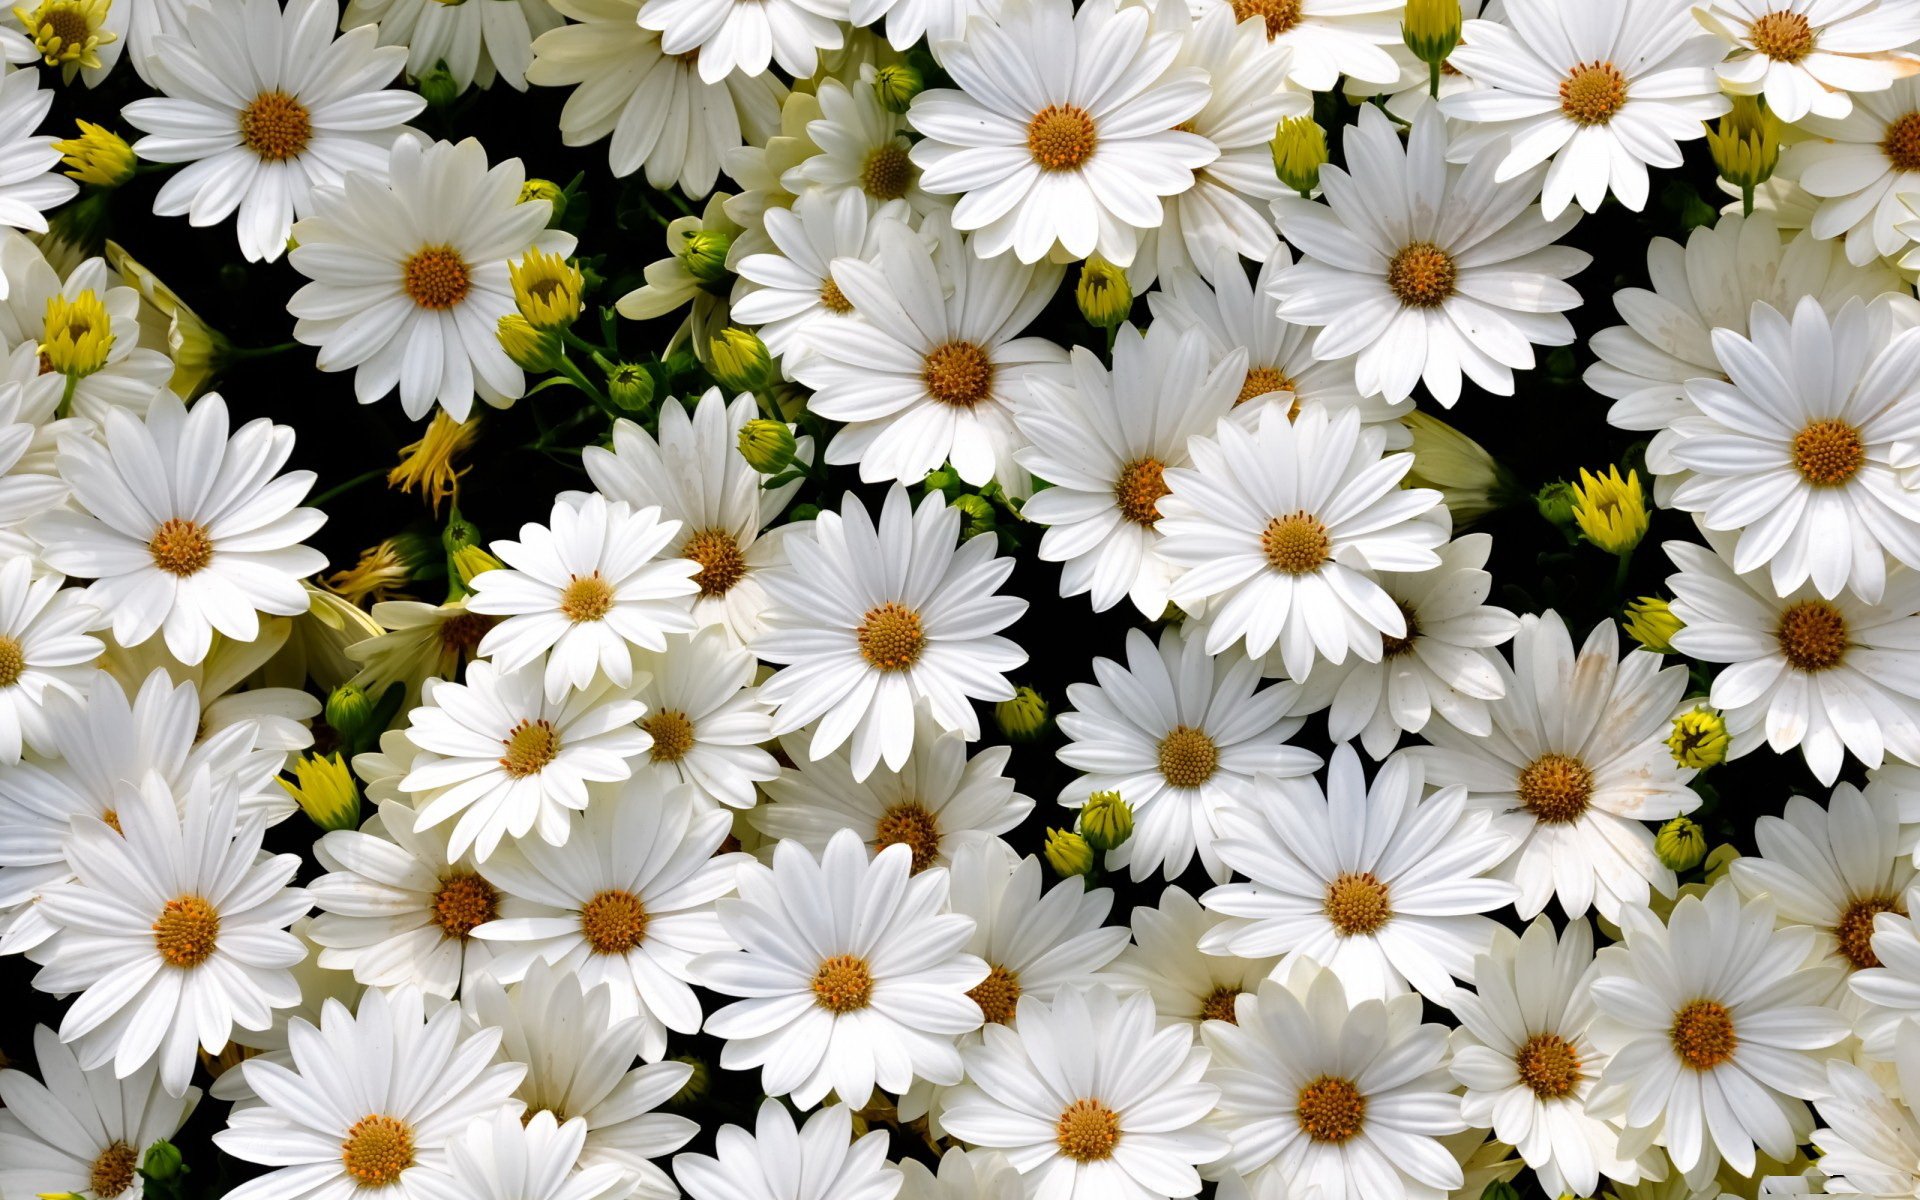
xmin=148 ymin=517 xmax=214 ymax=577
xmin=579 ymin=888 xmax=649 ymax=954
xmin=241 ymin=90 xmax=312 ymax=160
xmin=681 ymin=527 xmax=747 ymax=597
xmin=1026 ymin=105 xmax=1098 ymax=171
xmin=1324 ymin=871 xmax=1392 ymax=936
xmin=1791 ymin=418 xmax=1865 ymax=485
xmin=1885 ymin=111 xmax=1920 ymax=172
xmin=861 ymin=144 xmax=913 ymax=200
xmin=1261 ymin=511 xmax=1330 ymax=574
xmin=1156 ymin=724 xmax=1219 ymax=789
xmin=152 ymin=895 xmax=220 ymax=967
xmin=1230 ymin=0 xmax=1302 ymax=38
xmin=402 ymin=246 xmax=471 ymax=310
xmin=1113 ymin=457 xmax=1170 ymax=526
xmin=1295 ymin=1075 xmax=1366 ymax=1143
xmin=430 ymin=872 xmax=498 ymax=940
xmin=856 ymin=601 xmax=925 ymax=671
xmin=40 ymin=289 xmax=114 ymax=378
xmin=811 ymin=953 xmax=874 ymax=1013
xmin=1054 ymin=1099 xmax=1121 ymax=1161
xmin=1776 ymin=600 xmax=1848 ymax=672
xmin=1749 ymin=9 xmax=1814 ymax=61
xmin=819 ymin=274 xmax=853 ymax=314
xmin=90 ymin=1141 xmax=138 ymax=1199
xmin=968 ymin=963 xmax=1022 ymax=1024
xmin=1518 ymin=752 xmax=1593 ymax=824
xmin=1387 ymin=242 xmax=1457 ymax=308
xmin=922 ymin=341 xmax=995 ymax=407
xmin=643 ymin=709 xmax=697 ymax=763
xmin=1237 ymin=365 xmax=1296 ymax=407
xmin=1670 ymin=999 xmax=1737 ymax=1070
xmin=1835 ymin=894 xmax=1903 ymax=970
xmin=875 ymin=801 xmax=941 ymax=872
xmin=0 ymin=634 xmax=24 ymax=688
xmin=341 ymin=1114 xmax=415 ymax=1187
xmin=1516 ymin=1033 xmax=1582 ymax=1099
xmin=1199 ymin=985 xmax=1242 ymax=1024
xmin=499 ymin=719 xmax=561 ymax=777
xmin=559 ymin=574 xmax=615 ymax=622
xmin=1560 ymin=61 xmax=1628 ymax=125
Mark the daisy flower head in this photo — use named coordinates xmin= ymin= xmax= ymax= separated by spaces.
xmin=1014 ymin=322 xmax=1242 ymax=619
xmin=29 ymin=392 xmax=325 ymax=668
xmin=691 ymin=828 xmax=988 ymax=1109
xmin=1811 ymin=1016 xmax=1920 ymax=1196
xmin=341 ymin=0 xmax=560 ymax=93
xmin=0 ymin=1024 xmax=200 ymax=1200
xmin=729 ymin=189 xmax=911 ymax=367
xmin=1665 ymin=525 xmax=1920 ymax=785
xmin=1697 ymin=0 xmax=1920 ymax=122
xmin=449 ymin=1109 xmax=628 ymax=1200
xmin=1155 ymin=403 xmax=1448 ymax=680
xmin=905 ymin=0 xmax=1217 ymax=267
xmin=0 ymin=555 xmax=100 ymax=763
xmin=214 ymin=986 xmax=526 ymax=1200
xmin=1200 ymin=959 xmax=1465 ymax=1200
xmin=397 ymin=658 xmax=651 ymax=862
xmin=346 ymin=598 xmax=495 ymax=708
xmin=287 ymin=135 xmax=577 ymax=421
xmin=1185 ymin=0 xmax=1402 ymax=90
xmin=467 ymin=493 xmax=700 ymax=702
xmin=786 ymin=74 xmax=938 ymax=217
xmin=1846 ymin=887 xmax=1920 ymax=1055
xmin=1056 ymin=623 xmax=1320 ymax=883
xmin=635 ymin=0 xmax=846 ymax=84
xmin=1106 ymin=884 xmax=1279 ymax=1030
xmin=791 ymin=214 xmax=1066 ymax=492
xmin=672 ymin=1100 xmax=900 ymax=1200
xmin=898 ymin=1148 xmax=1023 ymax=1200
xmin=121 ymin=0 xmax=426 ymax=263
xmin=1784 ymin=76 xmax=1920 ymax=264
xmin=1268 ymin=104 xmax=1589 ymax=408
xmin=754 ymin=486 xmax=1026 ymax=781
xmin=1440 ymin=0 xmax=1730 ymax=217
xmin=1414 ymin=610 xmax=1699 ymax=921
xmin=629 ymin=627 xmax=777 ymax=810
xmin=469 ymin=782 xmax=746 ymax=1061
xmin=0 ymin=373 xmax=72 ymax=533
xmin=31 ymin=769 xmax=307 ymax=1097
xmin=0 ymin=240 xmax=174 ymax=422
xmin=582 ymin=389 xmax=808 ymax=645
xmin=1587 ymin=879 xmax=1851 ymax=1182
xmin=1202 ymin=744 xmax=1516 ymax=1004
xmin=0 ymin=71 xmax=78 ymax=239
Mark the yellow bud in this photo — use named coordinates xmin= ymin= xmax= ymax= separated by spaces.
xmin=1043 ymin=828 xmax=1095 ymax=879
xmin=1668 ymin=707 xmax=1729 ymax=770
xmin=708 ymin=327 xmax=774 ymax=393
xmin=737 ymin=418 xmax=797 ymax=474
xmin=518 ymin=178 xmax=568 ymax=222
xmin=39 ymin=289 xmax=114 ymax=379
xmin=54 ymin=120 xmax=134 ymax=187
xmin=509 ymin=248 xmax=584 ymax=329
xmin=1705 ymin=95 xmax=1782 ymax=194
xmin=1623 ymin=597 xmax=1683 ymax=655
xmin=497 ymin=312 xmax=561 ymax=372
xmin=678 ymin=229 xmax=733 ymax=286
xmin=1655 ymin=816 xmax=1708 ymax=872
xmin=1079 ymin=791 xmax=1133 ymax=852
xmin=1401 ymin=0 xmax=1461 ymax=66
xmin=1271 ymin=116 xmax=1328 ymax=196
xmin=1075 ymin=256 xmax=1132 ymax=329
xmin=995 ymin=686 xmax=1051 ymax=743
xmin=1571 ymin=465 xmax=1648 ymax=555
xmin=279 ymin=752 xmax=361 ymax=832
xmin=449 ymin=543 xmax=506 ymax=592
xmin=873 ymin=63 xmax=923 ymax=113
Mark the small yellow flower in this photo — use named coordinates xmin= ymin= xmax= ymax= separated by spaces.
xmin=708 ymin=327 xmax=774 ymax=393
xmin=1705 ymin=95 xmax=1782 ymax=195
xmin=1270 ymin=115 xmax=1328 ymax=196
xmin=496 ymin=312 xmax=561 ymax=372
xmin=15 ymin=0 xmax=113 ymax=79
xmin=279 ymin=753 xmax=361 ymax=832
xmin=1074 ymin=256 xmax=1132 ymax=329
xmin=1623 ymin=597 xmax=1683 ymax=654
xmin=1043 ymin=828 xmax=1095 ymax=879
xmin=1402 ymin=410 xmax=1515 ymax=526
xmin=1079 ymin=791 xmax=1133 ymax=852
xmin=324 ymin=540 xmax=414 ymax=606
xmin=1667 ymin=707 xmax=1729 ymax=770
xmin=388 ymin=411 xmax=481 ymax=514
xmin=1654 ymin=816 xmax=1708 ymax=872
xmin=995 ymin=685 xmax=1051 ymax=742
xmin=1571 ymin=465 xmax=1648 ymax=555
xmin=509 ymin=248 xmax=583 ymax=329
xmin=39 ymin=290 xmax=113 ymax=379
xmin=53 ymin=120 xmax=134 ymax=187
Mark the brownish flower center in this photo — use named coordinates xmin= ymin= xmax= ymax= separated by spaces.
xmin=922 ymin=341 xmax=995 ymax=407
xmin=1670 ymin=999 xmax=1737 ymax=1070
xmin=152 ymin=895 xmax=219 ymax=967
xmin=341 ymin=1115 xmax=415 ymax=1187
xmin=1054 ymin=1098 xmax=1121 ymax=1161
xmin=861 ymin=144 xmax=913 ymax=200
xmin=1387 ymin=242 xmax=1457 ymax=308
xmin=1886 ymin=111 xmax=1920 ymax=172
xmin=812 ymin=953 xmax=874 ymax=1013
xmin=439 ymin=612 xmax=495 ymax=653
xmin=499 ymin=718 xmax=561 ymax=777
xmin=819 ymin=274 xmax=853 ymax=314
xmin=1516 ymin=1033 xmax=1582 ymax=1099
xmin=41 ymin=5 xmax=89 ymax=46
xmin=968 ymin=963 xmax=1022 ymax=1024
xmin=402 ymin=246 xmax=471 ymax=310
xmin=1237 ymin=365 xmax=1296 ymax=406
xmin=1560 ymin=61 xmax=1628 ymax=125
xmin=1835 ymin=894 xmax=1903 ymax=970
xmin=643 ymin=708 xmax=696 ymax=763
xmin=1381 ymin=601 xmax=1420 ymax=658
xmin=1157 ymin=724 xmax=1219 ymax=789
xmin=1296 ymin=1075 xmax=1366 ymax=1143
xmin=1261 ymin=511 xmax=1330 ymax=574
xmin=1749 ymin=9 xmax=1814 ymax=60
xmin=579 ymin=888 xmax=649 ymax=954
xmin=559 ymin=573 xmax=615 ymax=622
xmin=681 ymin=527 xmax=747 ymax=598
xmin=875 ymin=801 xmax=941 ymax=872
xmin=1231 ymin=0 xmax=1302 ymax=38
xmin=1026 ymin=104 xmax=1097 ymax=171
xmin=1792 ymin=418 xmax=1866 ymax=485
xmin=149 ymin=517 xmax=214 ymax=577
xmin=241 ymin=90 xmax=312 ymax=160
xmin=1199 ymin=985 xmax=1243 ymax=1024
xmin=430 ymin=872 xmax=498 ymax=940
xmin=1114 ymin=457 xmax=1170 ymax=525
xmin=856 ymin=601 xmax=925 ymax=671
xmin=1518 ymin=752 xmax=1593 ymax=824
xmin=90 ymin=1141 xmax=138 ymax=1199
xmin=1776 ymin=600 xmax=1848 ymax=672
xmin=1324 ymin=871 xmax=1392 ymax=936
xmin=0 ymin=634 xmax=24 ymax=688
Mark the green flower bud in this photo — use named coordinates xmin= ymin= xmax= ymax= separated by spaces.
xmin=708 ymin=327 xmax=775 ymax=394
xmin=953 ymin=493 xmax=996 ymax=540
xmin=324 ymin=684 xmax=377 ymax=749
xmin=665 ymin=1055 xmax=711 ymax=1109
xmin=1075 ymin=256 xmax=1132 ymax=329
xmin=605 ymin=362 xmax=655 ymax=413
xmin=518 ymin=178 xmax=569 ymax=224
xmin=994 ymin=686 xmax=1051 ymax=743
xmin=678 ymin=229 xmax=733 ymax=286
xmin=873 ymin=63 xmax=923 ymax=113
xmin=1271 ymin=116 xmax=1328 ymax=196
xmin=1705 ymin=95 xmax=1781 ymax=195
xmin=738 ymin=419 xmax=798 ymax=474
xmin=496 ymin=313 xmax=561 ymax=373
xmin=140 ymin=1141 xmax=185 ymax=1184
xmin=924 ymin=468 xmax=958 ymax=494
xmin=1401 ymin=0 xmax=1462 ymax=68
xmin=1534 ymin=479 xmax=1578 ymax=534
xmin=1079 ymin=791 xmax=1133 ymax=852
xmin=1044 ymin=828 xmax=1095 ymax=880
xmin=417 ymin=63 xmax=459 ymax=109
xmin=1477 ymin=1184 xmax=1519 ymax=1200
xmin=1668 ymin=707 xmax=1729 ymax=770
xmin=1655 ymin=816 xmax=1708 ymax=873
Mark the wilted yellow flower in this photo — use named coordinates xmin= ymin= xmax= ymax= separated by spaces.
xmin=994 ymin=686 xmax=1051 ymax=742
xmin=509 ymin=248 xmax=583 ymax=328
xmin=1401 ymin=410 xmax=1515 ymax=526
xmin=1044 ymin=828 xmax=1094 ymax=879
xmin=1075 ymin=256 xmax=1132 ymax=329
xmin=1571 ymin=465 xmax=1648 ymax=555
xmin=104 ymin=241 xmax=228 ymax=400
xmin=1705 ymin=95 xmax=1782 ymax=208
xmin=1655 ymin=816 xmax=1708 ymax=872
xmin=39 ymin=290 xmax=113 ymax=379
xmin=324 ymin=540 xmax=413 ymax=606
xmin=15 ymin=0 xmax=114 ymax=79
xmin=1271 ymin=115 xmax=1328 ymax=196
xmin=1079 ymin=791 xmax=1133 ymax=852
xmin=1623 ymin=596 xmax=1683 ymax=654
xmin=279 ymin=753 xmax=361 ymax=832
xmin=1668 ymin=707 xmax=1729 ymax=770
xmin=388 ymin=411 xmax=481 ymax=514
xmin=54 ymin=121 xmax=134 ymax=186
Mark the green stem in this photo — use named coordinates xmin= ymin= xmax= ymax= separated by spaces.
xmin=55 ymin=374 xmax=77 ymax=420
xmin=1428 ymin=59 xmax=1441 ymax=99
xmin=1741 ymin=181 xmax=1755 ymax=218
xmin=310 ymin=468 xmax=386 ymax=508
xmin=553 ymin=354 xmax=617 ymax=416
xmin=1612 ymin=547 xmax=1635 ymax=594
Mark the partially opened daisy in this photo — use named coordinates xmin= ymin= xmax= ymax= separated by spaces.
xmin=1782 ymin=76 xmax=1920 ymax=264
xmin=755 ymin=487 xmax=1026 ymax=780
xmin=1696 ymin=0 xmax=1920 ymax=122
xmin=121 ymin=0 xmax=426 ymax=263
xmin=0 ymin=70 xmax=78 ymax=240
xmin=0 ymin=374 xmax=69 ymax=534
xmin=468 ymin=493 xmax=699 ymax=702
xmin=629 ymin=629 xmax=777 ymax=810
xmin=1156 ymin=404 xmax=1447 ymax=680
xmin=1812 ymin=1018 xmax=1920 ymax=1197
xmin=1268 ymin=105 xmax=1588 ymax=408
xmin=897 ymin=1149 xmax=1023 ymax=1200
xmin=1440 ymin=0 xmax=1729 ymax=217
xmin=635 ymin=0 xmax=846 ymax=83
xmin=0 ymin=556 xmax=100 ymax=763
xmin=1201 ymin=745 xmax=1516 ymax=1004
xmin=672 ymin=1100 xmax=900 ymax=1200
xmin=287 ymin=136 xmax=576 ymax=420
xmin=449 ymin=1109 xmax=629 ymax=1200
xmin=906 ymin=0 xmax=1216 ymax=266
xmin=1107 ymin=885 xmax=1278 ymax=1030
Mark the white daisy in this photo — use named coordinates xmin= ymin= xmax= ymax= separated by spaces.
xmin=635 ymin=0 xmax=846 ymax=83
xmin=1056 ymin=623 xmax=1319 ymax=884
xmin=1155 ymin=403 xmax=1447 ymax=681
xmin=469 ymin=783 xmax=745 ymax=1062
xmin=98 ymin=619 xmax=321 ymax=760
xmin=898 ymin=1148 xmax=1023 ymax=1200
xmin=1412 ymin=610 xmax=1701 ymax=921
xmin=287 ymin=136 xmax=576 ymax=421
xmin=905 ymin=0 xmax=1216 ymax=266
xmin=0 ymin=374 xmax=73 ymax=532
xmin=786 ymin=75 xmax=938 ymax=217
xmin=1376 ymin=0 xmax=1505 ymax=121
xmin=1106 ymin=884 xmax=1279 ymax=1030
xmin=449 ymin=1109 xmax=629 ymax=1200
xmin=1811 ymin=1017 xmax=1920 ymax=1196
xmin=1185 ymin=0 xmax=1401 ymax=90
xmin=397 ymin=659 xmax=651 ymax=862
xmin=1268 ymin=105 xmax=1588 ymax=408
xmin=1783 ymin=76 xmax=1920 ymax=264
xmin=753 ymin=715 xmax=1031 ymax=872
xmin=1200 ymin=960 xmax=1465 ymax=1200
xmin=730 ymin=189 xmax=910 ymax=366
xmin=791 ymin=215 xmax=1066 ymax=492
xmin=1664 ymin=531 xmax=1920 ymax=784
xmin=346 ymin=598 xmax=495 ymax=708
xmin=213 ymin=986 xmax=525 ymax=1200
xmin=671 ymin=1100 xmax=901 ymax=1200
xmin=940 ymin=984 xmax=1226 ymax=1200
xmin=0 ymin=240 xmax=173 ymax=423
xmin=1588 ymin=880 xmax=1851 ymax=1183
xmin=1440 ymin=0 xmax=1730 ymax=217
xmin=1847 ymin=886 xmax=1920 ymax=1056
xmin=629 ymin=628 xmax=777 ymax=810
xmin=1697 ymin=0 xmax=1920 ymax=122
xmin=121 ymin=0 xmax=426 ymax=263
xmin=0 ymin=1024 xmax=200 ymax=1200
xmin=341 ymin=0 xmax=560 ymax=93
xmin=690 ymin=828 xmax=987 ymax=1108
xmin=0 ymin=71 xmax=78 ymax=240
xmin=468 ymin=493 xmax=699 ymax=702
xmin=0 ymin=557 xmax=99 ymax=763
xmin=1013 ymin=322 xmax=1242 ymax=619
xmin=30 ymin=770 xmax=307 ymax=1097
xmin=754 ymin=486 xmax=1026 ymax=781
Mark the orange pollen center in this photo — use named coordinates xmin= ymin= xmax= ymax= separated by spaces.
xmin=241 ymin=90 xmax=312 ymax=160
xmin=559 ymin=573 xmax=615 ymax=622
xmin=90 ymin=1142 xmax=138 ymax=1199
xmin=152 ymin=895 xmax=219 ymax=967
xmin=1296 ymin=1075 xmax=1366 ymax=1143
xmin=1886 ymin=111 xmax=1920 ymax=172
xmin=819 ymin=274 xmax=853 ymax=314
xmin=1237 ymin=365 xmax=1296 ymax=406
xmin=856 ymin=601 xmax=925 ymax=671
xmin=1516 ymin=1033 xmax=1582 ymax=1099
xmin=341 ymin=1115 xmax=415 ymax=1187
xmin=0 ymin=634 xmax=24 ymax=688
xmin=1261 ymin=511 xmax=1330 ymax=574
xmin=1670 ymin=999 xmax=1737 ymax=1070
xmin=643 ymin=708 xmax=696 ymax=763
xmin=811 ymin=953 xmax=874 ymax=1013
xmin=1200 ymin=985 xmax=1243 ymax=1024
xmin=1231 ymin=0 xmax=1302 ymax=38
xmin=922 ymin=341 xmax=995 ymax=407
xmin=1324 ymin=871 xmax=1392 ymax=936
xmin=968 ymin=963 xmax=1022 ymax=1024
xmin=402 ymin=246 xmax=471 ymax=310
xmin=1387 ymin=241 xmax=1457 ymax=308
xmin=681 ymin=527 xmax=747 ymax=597
xmin=875 ymin=801 xmax=941 ymax=872
xmin=1835 ymin=894 xmax=1902 ymax=970
xmin=499 ymin=718 xmax=561 ymax=777
xmin=861 ymin=144 xmax=913 ymax=200
xmin=1054 ymin=1098 xmax=1121 ymax=1161
xmin=439 ymin=612 xmax=494 ymax=653
xmin=1381 ymin=601 xmax=1420 ymax=658
xmin=1156 ymin=724 xmax=1219 ymax=789
xmin=1560 ymin=61 xmax=1628 ymax=125
xmin=1792 ymin=418 xmax=1865 ymax=485
xmin=430 ymin=872 xmax=497 ymax=940
xmin=1749 ymin=9 xmax=1814 ymax=60
xmin=1114 ymin=457 xmax=1170 ymax=525
xmin=1518 ymin=752 xmax=1593 ymax=824
xmin=102 ymin=808 xmax=122 ymax=834
xmin=1776 ymin=600 xmax=1848 ymax=672
xmin=149 ymin=517 xmax=213 ymax=576
xmin=1026 ymin=104 xmax=1097 ymax=171
xmin=579 ymin=888 xmax=649 ymax=954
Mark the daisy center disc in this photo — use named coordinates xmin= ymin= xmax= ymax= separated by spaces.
xmin=1776 ymin=600 xmax=1848 ymax=672
xmin=1261 ymin=510 xmax=1331 ymax=575
xmin=39 ymin=3 xmax=91 ymax=48
xmin=559 ymin=573 xmax=615 ymax=622
xmin=861 ymin=144 xmax=913 ymax=200
xmin=1669 ymin=999 xmax=1737 ymax=1070
xmin=1324 ymin=871 xmax=1391 ymax=936
xmin=1791 ymin=418 xmax=1865 ymax=485
xmin=643 ymin=708 xmax=696 ymax=763
xmin=149 ymin=517 xmax=214 ymax=577
xmin=241 ymin=90 xmax=312 ymax=161
xmin=579 ymin=888 xmax=649 ymax=954
xmin=1559 ymin=61 xmax=1628 ymax=126
xmin=1237 ymin=365 xmax=1295 ymax=406
xmin=90 ymin=1141 xmax=138 ymax=1199
xmin=811 ymin=953 xmax=874 ymax=1013
xmin=922 ymin=341 xmax=995 ymax=407
xmin=430 ymin=872 xmax=498 ymax=940
xmin=1387 ymin=241 xmax=1457 ymax=308
xmin=1885 ymin=111 xmax=1920 ymax=172
xmin=1518 ymin=752 xmax=1593 ymax=824
xmin=341 ymin=1114 xmax=415 ymax=1187
xmin=682 ymin=527 xmax=747 ymax=597
xmin=1026 ymin=104 xmax=1098 ymax=172
xmin=1748 ymin=9 xmax=1813 ymax=61
xmin=439 ymin=612 xmax=495 ymax=654
xmin=1230 ymin=0 xmax=1302 ymax=38
xmin=1199 ymin=985 xmax=1243 ymax=1024
xmin=0 ymin=634 xmax=24 ymax=687
xmin=152 ymin=895 xmax=220 ymax=967
xmin=875 ymin=801 xmax=941 ymax=872
xmin=967 ymin=963 xmax=1022 ymax=1024
xmin=856 ymin=601 xmax=926 ymax=671
xmin=499 ymin=718 xmax=562 ymax=777
xmin=402 ymin=246 xmax=472 ymax=310
xmin=1295 ymin=1075 xmax=1367 ymax=1143
xmin=1835 ymin=894 xmax=1903 ymax=970
xmin=1113 ymin=457 xmax=1170 ymax=525
xmin=1156 ymin=724 xmax=1219 ymax=789
xmin=1054 ymin=1098 xmax=1120 ymax=1161
xmin=818 ymin=274 xmax=853 ymax=314
xmin=1515 ymin=1032 xmax=1582 ymax=1099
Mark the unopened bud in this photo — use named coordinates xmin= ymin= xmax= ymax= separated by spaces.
xmin=737 ymin=419 xmax=797 ymax=474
